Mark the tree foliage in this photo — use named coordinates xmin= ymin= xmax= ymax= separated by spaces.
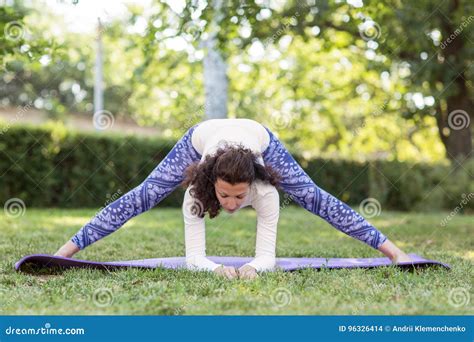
xmin=1 ymin=0 xmax=471 ymax=162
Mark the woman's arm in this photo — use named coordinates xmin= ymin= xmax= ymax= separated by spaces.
xmin=183 ymin=186 xmax=223 ymax=272
xmin=245 ymin=183 xmax=280 ymax=272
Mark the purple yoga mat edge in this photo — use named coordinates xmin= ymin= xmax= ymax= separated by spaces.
xmin=14 ymin=253 xmax=451 ymax=272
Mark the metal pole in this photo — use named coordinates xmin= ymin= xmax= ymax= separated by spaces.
xmin=94 ymin=18 xmax=104 ymax=118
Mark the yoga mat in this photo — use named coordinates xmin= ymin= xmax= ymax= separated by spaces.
xmin=15 ymin=253 xmax=450 ymax=273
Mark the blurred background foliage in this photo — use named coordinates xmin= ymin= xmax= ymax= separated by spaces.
xmin=1 ymin=0 xmax=472 ymax=163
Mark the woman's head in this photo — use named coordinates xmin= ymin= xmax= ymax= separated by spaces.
xmin=182 ymin=143 xmax=281 ymax=218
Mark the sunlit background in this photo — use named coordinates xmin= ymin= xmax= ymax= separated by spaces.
xmin=1 ymin=0 xmax=472 ymax=213
xmin=2 ymin=0 xmax=472 ymax=162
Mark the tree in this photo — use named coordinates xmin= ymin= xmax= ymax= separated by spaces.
xmin=1 ymin=0 xmax=462 ymax=162
xmin=360 ymin=0 xmax=473 ymax=162
xmin=201 ymin=0 xmax=228 ymax=119
xmin=174 ymin=0 xmax=473 ymax=161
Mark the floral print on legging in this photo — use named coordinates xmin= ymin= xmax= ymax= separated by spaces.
xmin=261 ymin=126 xmax=387 ymax=249
xmin=71 ymin=123 xmax=387 ymax=250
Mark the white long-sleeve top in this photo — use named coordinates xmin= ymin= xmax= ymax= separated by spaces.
xmin=183 ymin=119 xmax=279 ymax=272
xmin=191 ymin=118 xmax=270 ymax=165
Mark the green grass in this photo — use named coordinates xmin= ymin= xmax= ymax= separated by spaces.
xmin=0 ymin=206 xmax=472 ymax=315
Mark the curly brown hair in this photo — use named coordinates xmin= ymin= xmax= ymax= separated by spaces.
xmin=182 ymin=143 xmax=281 ymax=219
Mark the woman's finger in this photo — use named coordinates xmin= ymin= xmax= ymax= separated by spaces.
xmin=225 ymin=269 xmax=236 ymax=279
xmin=240 ymin=271 xmax=253 ymax=279
xmin=245 ymin=271 xmax=258 ymax=279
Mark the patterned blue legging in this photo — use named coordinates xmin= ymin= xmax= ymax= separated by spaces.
xmin=71 ymin=124 xmax=387 ymax=250
xmin=261 ymin=127 xmax=386 ymax=249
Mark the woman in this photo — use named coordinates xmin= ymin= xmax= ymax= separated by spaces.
xmin=55 ymin=118 xmax=411 ymax=280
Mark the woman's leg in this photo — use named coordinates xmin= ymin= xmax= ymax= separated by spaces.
xmin=70 ymin=125 xmax=202 ymax=250
xmin=261 ymin=128 xmax=387 ymax=250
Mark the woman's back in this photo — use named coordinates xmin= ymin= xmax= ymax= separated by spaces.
xmin=191 ymin=118 xmax=270 ymax=162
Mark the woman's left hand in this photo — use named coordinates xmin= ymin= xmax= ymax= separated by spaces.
xmin=391 ymin=252 xmax=412 ymax=264
xmin=238 ymin=264 xmax=258 ymax=280
xmin=378 ymin=239 xmax=412 ymax=264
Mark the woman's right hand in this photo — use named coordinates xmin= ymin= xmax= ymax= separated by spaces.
xmin=54 ymin=240 xmax=80 ymax=258
xmin=213 ymin=265 xmax=238 ymax=279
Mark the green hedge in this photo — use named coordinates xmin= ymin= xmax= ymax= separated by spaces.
xmin=1 ymin=123 xmax=472 ymax=212
xmin=0 ymin=123 xmax=181 ymax=208
xmin=298 ymin=158 xmax=473 ymax=213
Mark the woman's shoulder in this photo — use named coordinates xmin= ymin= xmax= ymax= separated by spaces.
xmin=251 ymin=180 xmax=279 ymax=197
xmin=194 ymin=118 xmax=264 ymax=130
xmin=249 ymin=181 xmax=280 ymax=214
xmin=192 ymin=118 xmax=269 ymax=156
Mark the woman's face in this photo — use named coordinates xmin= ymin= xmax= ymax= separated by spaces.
xmin=214 ymin=178 xmax=249 ymax=213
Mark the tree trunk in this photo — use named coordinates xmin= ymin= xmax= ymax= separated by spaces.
xmin=435 ymin=0 xmax=473 ymax=162
xmin=202 ymin=0 xmax=228 ymax=120
xmin=203 ymin=41 xmax=228 ymax=119
xmin=436 ymin=99 xmax=472 ymax=163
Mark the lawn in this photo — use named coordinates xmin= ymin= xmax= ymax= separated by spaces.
xmin=0 ymin=206 xmax=472 ymax=315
